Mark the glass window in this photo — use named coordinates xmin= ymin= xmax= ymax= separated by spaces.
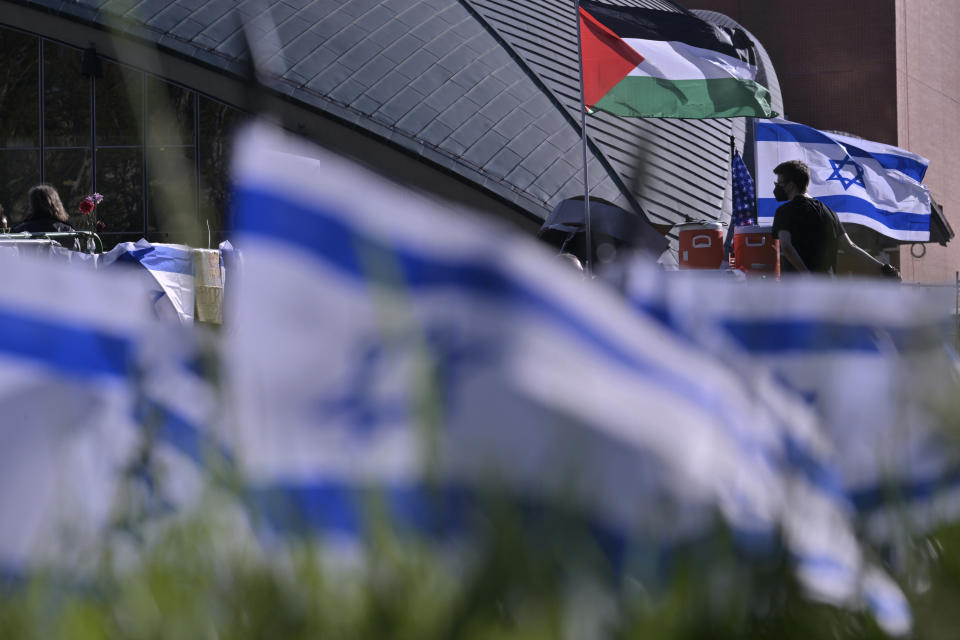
xmin=199 ymin=97 xmax=244 ymax=240
xmin=0 ymin=149 xmax=40 ymax=226
xmin=146 ymin=76 xmax=194 ymax=147
xmin=43 ymin=42 xmax=90 ymax=149
xmin=101 ymin=232 xmax=148 ymax=251
xmin=96 ymin=61 xmax=142 ymax=147
xmin=96 ymin=147 xmax=143 ymax=236
xmin=44 ymin=148 xmax=92 ymax=221
xmin=94 ymin=58 xmax=145 ymax=244
xmin=147 ymin=145 xmax=197 ymax=242
xmin=146 ymin=77 xmax=197 ymax=242
xmin=0 ymin=25 xmax=248 ymax=247
xmin=0 ymin=30 xmax=40 ymax=149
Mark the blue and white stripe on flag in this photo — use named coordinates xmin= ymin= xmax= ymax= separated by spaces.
xmin=755 ymin=119 xmax=931 ymax=242
xmin=100 ymin=240 xmax=196 ymax=323
xmin=620 ymin=261 xmax=959 ymax=546
xmin=0 ymin=247 xmax=227 ymax=578
xmin=0 ymin=253 xmax=151 ymax=575
xmin=226 ymin=121 xmax=910 ymax=635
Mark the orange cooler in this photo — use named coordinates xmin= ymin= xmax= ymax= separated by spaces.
xmin=677 ymin=222 xmax=724 ymax=269
xmin=733 ymin=225 xmax=780 ymax=277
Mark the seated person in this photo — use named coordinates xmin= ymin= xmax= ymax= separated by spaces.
xmin=12 ymin=185 xmax=79 ymax=249
xmin=13 ymin=185 xmax=76 ymax=234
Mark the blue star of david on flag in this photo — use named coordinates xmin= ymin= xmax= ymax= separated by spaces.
xmin=826 ymin=157 xmax=865 ymax=191
xmin=312 ymin=324 xmax=500 ymax=437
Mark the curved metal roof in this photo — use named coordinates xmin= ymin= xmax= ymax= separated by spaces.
xmin=4 ymin=0 xmax=782 ymax=231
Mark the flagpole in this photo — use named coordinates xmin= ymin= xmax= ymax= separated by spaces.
xmin=751 ymin=118 xmax=759 ymax=208
xmin=574 ymin=0 xmax=593 ymax=276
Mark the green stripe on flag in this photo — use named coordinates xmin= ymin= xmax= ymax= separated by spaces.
xmin=593 ymin=76 xmax=776 ymax=119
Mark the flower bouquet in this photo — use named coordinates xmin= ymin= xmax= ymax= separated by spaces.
xmin=78 ymin=193 xmax=106 ymax=232
xmin=77 ymin=193 xmax=106 ymax=252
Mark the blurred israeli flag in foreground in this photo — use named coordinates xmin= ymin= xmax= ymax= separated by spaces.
xmin=0 ymin=254 xmax=148 ymax=575
xmin=227 ymin=121 xmax=910 ymax=634
xmin=620 ymin=262 xmax=960 ymax=547
xmin=0 ymin=251 xmax=219 ymax=579
xmin=755 ymin=119 xmax=931 ymax=241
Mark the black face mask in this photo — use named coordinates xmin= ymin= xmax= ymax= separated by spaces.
xmin=773 ymin=185 xmax=788 ymax=201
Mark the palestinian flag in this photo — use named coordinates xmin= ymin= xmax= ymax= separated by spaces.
xmin=579 ymin=0 xmax=776 ymax=119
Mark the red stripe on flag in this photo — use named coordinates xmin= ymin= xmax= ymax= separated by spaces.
xmin=579 ymin=7 xmax=645 ymax=109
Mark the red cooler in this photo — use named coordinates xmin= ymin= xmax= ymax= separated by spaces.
xmin=733 ymin=225 xmax=780 ymax=277
xmin=677 ymin=222 xmax=724 ymax=269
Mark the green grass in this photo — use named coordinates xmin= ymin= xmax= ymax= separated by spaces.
xmin=2 ymin=481 xmax=943 ymax=640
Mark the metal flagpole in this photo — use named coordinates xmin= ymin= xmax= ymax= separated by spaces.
xmin=574 ymin=0 xmax=593 ymax=276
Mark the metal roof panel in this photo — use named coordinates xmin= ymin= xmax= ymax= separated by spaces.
xmin=8 ymin=0 xmax=782 ymax=226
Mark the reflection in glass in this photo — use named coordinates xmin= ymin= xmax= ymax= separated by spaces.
xmin=147 ymin=145 xmax=196 ymax=240
xmin=97 ymin=61 xmax=143 ymax=147
xmin=145 ymin=230 xmax=173 ymax=246
xmin=96 ymin=147 xmax=144 ymax=236
xmin=0 ymin=150 xmax=41 ymax=225
xmin=44 ymin=149 xmax=92 ymax=224
xmin=0 ymin=30 xmax=248 ymax=247
xmin=147 ymin=76 xmax=194 ymax=147
xmin=199 ymin=97 xmax=244 ymax=240
xmin=0 ymin=29 xmax=40 ymax=148
xmin=43 ymin=42 xmax=90 ymax=148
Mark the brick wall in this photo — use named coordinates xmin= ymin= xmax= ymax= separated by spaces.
xmin=693 ymin=0 xmax=898 ymax=142
xmin=896 ymin=0 xmax=960 ymax=283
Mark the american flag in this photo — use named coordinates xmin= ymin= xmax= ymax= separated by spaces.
xmin=731 ymin=151 xmax=756 ymax=227
xmin=725 ymin=150 xmax=757 ymax=258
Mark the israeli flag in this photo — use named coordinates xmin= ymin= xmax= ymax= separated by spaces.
xmin=100 ymin=240 xmax=196 ymax=323
xmin=227 ymin=121 xmax=909 ymax=634
xmin=0 ymin=253 xmax=150 ymax=575
xmin=755 ymin=119 xmax=931 ymax=242
xmin=620 ymin=261 xmax=959 ymax=548
xmin=0 ymin=252 xmax=224 ymax=578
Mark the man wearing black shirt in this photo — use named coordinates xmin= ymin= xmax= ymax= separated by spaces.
xmin=771 ymin=160 xmax=900 ymax=278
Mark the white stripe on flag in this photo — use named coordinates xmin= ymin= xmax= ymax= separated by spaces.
xmin=624 ymin=38 xmax=758 ymax=81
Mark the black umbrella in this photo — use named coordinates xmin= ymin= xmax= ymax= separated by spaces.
xmin=537 ymin=196 xmax=668 ymax=263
